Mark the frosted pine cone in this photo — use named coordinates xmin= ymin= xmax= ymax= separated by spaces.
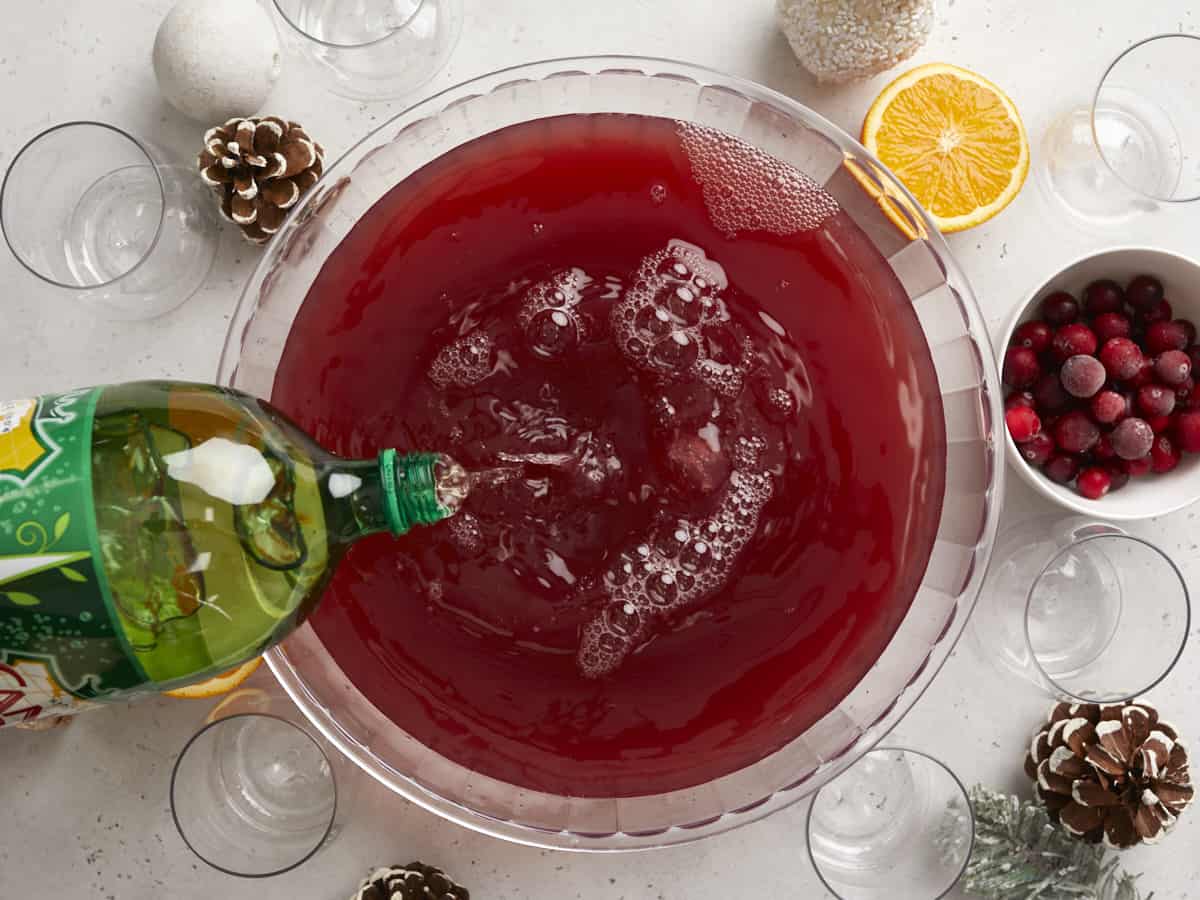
xmin=775 ymin=0 xmax=934 ymax=83
xmin=198 ymin=116 xmax=324 ymax=244
xmin=351 ymin=862 xmax=469 ymax=900
xmin=1025 ymin=701 xmax=1193 ymax=849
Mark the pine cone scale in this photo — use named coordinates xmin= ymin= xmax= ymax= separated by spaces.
xmin=197 ymin=115 xmax=323 ymax=244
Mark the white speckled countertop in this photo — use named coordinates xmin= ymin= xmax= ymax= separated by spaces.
xmin=3 ymin=2 xmax=1200 ymax=897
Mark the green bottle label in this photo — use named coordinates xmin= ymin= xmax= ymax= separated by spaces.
xmin=0 ymin=389 xmax=144 ymax=725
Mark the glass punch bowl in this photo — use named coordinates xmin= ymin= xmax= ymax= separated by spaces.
xmin=217 ymin=56 xmax=1004 ymax=851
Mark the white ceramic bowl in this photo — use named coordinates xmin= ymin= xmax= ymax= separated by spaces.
xmin=1000 ymin=246 xmax=1200 ymax=520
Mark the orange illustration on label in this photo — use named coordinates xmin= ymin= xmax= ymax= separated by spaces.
xmin=0 ymin=399 xmax=48 ymax=479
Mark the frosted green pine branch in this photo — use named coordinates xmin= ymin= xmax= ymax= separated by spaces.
xmin=936 ymin=786 xmax=1151 ymax=900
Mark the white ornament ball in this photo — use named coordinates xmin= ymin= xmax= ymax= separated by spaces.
xmin=153 ymin=0 xmax=282 ymax=123
xmin=776 ymin=0 xmax=934 ymax=84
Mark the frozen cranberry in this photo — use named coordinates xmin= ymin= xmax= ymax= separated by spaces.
xmin=1055 ymin=411 xmax=1100 ymax=454
xmin=1140 ymin=298 xmax=1174 ymax=326
xmin=1106 ymin=464 xmax=1131 ymax=492
xmin=1003 ymin=346 xmax=1041 ymax=388
xmin=1145 ymin=320 xmax=1189 ymax=354
xmin=1111 ymin=417 xmax=1154 ymax=460
xmin=1059 ymin=354 xmax=1106 ymax=398
xmin=1090 ymin=390 xmax=1126 ymax=424
xmin=1174 ymin=409 xmax=1200 ymax=452
xmin=1005 ymin=406 xmax=1041 ymax=443
xmin=1138 ymin=383 xmax=1176 ymax=418
xmin=1020 ymin=432 xmax=1055 ymax=466
xmin=1005 ymin=391 xmax=1036 ymax=411
xmin=1099 ymin=337 xmax=1145 ymax=381
xmin=1179 ymin=320 xmax=1198 ymax=345
xmin=1091 ymin=312 xmax=1132 ymax=343
xmin=1151 ymin=434 xmax=1182 ymax=473
xmin=1093 ymin=434 xmax=1116 ymax=460
xmin=1175 ymin=376 xmax=1196 ymax=405
xmin=1052 ymin=323 xmax=1098 ymax=361
xmin=1083 ymin=279 xmax=1125 ymax=315
xmin=1187 ymin=345 xmax=1200 ymax=371
xmin=1012 ymin=320 xmax=1053 ymax=353
xmin=1148 ymin=414 xmax=1172 ymax=433
xmin=1127 ymin=361 xmax=1155 ymax=388
xmin=1126 ymin=274 xmax=1164 ymax=311
xmin=665 ymin=433 xmax=730 ymax=494
xmin=1044 ymin=453 xmax=1080 ymax=484
xmin=1033 ymin=374 xmax=1071 ymax=414
xmin=1154 ymin=349 xmax=1192 ymax=385
xmin=1122 ymin=456 xmax=1153 ymax=477
xmin=1040 ymin=291 xmax=1079 ymax=326
xmin=1076 ymin=467 xmax=1113 ymax=500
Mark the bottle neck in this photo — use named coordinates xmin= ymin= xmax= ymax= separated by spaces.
xmin=322 ymin=451 xmax=463 ymax=546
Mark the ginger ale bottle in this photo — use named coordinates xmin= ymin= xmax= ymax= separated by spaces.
xmin=0 ymin=381 xmax=467 ymax=726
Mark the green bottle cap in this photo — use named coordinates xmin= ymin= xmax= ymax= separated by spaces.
xmin=379 ymin=449 xmax=451 ymax=536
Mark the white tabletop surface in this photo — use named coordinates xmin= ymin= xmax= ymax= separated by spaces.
xmin=4 ymin=2 xmax=1200 ymax=898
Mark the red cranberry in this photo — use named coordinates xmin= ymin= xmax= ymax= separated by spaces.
xmin=1033 ymin=373 xmax=1072 ymax=414
xmin=1083 ymin=279 xmax=1125 ymax=316
xmin=1005 ymin=406 xmax=1041 ymax=443
xmin=1005 ymin=391 xmax=1036 ymax=411
xmin=1122 ymin=456 xmax=1153 ymax=477
xmin=1151 ymin=434 xmax=1182 ymax=473
xmin=1092 ymin=312 xmax=1132 ymax=343
xmin=1059 ymin=354 xmax=1106 ymax=398
xmin=1175 ymin=376 xmax=1196 ymax=405
xmin=1044 ymin=453 xmax=1080 ymax=484
xmin=1093 ymin=434 xmax=1116 ymax=460
xmin=1174 ymin=409 xmax=1200 ymax=452
xmin=1003 ymin=346 xmax=1041 ymax=388
xmin=1155 ymin=349 xmax=1192 ymax=385
xmin=1179 ymin=320 xmax=1198 ymax=345
xmin=1111 ymin=417 xmax=1155 ymax=460
xmin=1138 ymin=383 xmax=1176 ymax=418
xmin=1090 ymin=390 xmax=1127 ymax=424
xmin=1148 ymin=414 xmax=1172 ymax=433
xmin=1020 ymin=432 xmax=1055 ymax=466
xmin=1144 ymin=320 xmax=1189 ymax=354
xmin=1076 ymin=467 xmax=1113 ymax=500
xmin=1127 ymin=361 xmax=1155 ymax=388
xmin=1052 ymin=323 xmax=1098 ymax=361
xmin=1187 ymin=345 xmax=1200 ymax=372
xmin=1055 ymin=410 xmax=1100 ymax=454
xmin=1140 ymin=298 xmax=1174 ymax=326
xmin=1012 ymin=320 xmax=1053 ymax=353
xmin=1099 ymin=337 xmax=1145 ymax=381
xmin=1126 ymin=274 xmax=1164 ymax=311
xmin=1106 ymin=464 xmax=1131 ymax=492
xmin=1040 ymin=291 xmax=1080 ymax=326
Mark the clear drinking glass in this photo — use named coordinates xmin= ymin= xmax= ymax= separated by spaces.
xmin=0 ymin=122 xmax=219 ymax=319
xmin=271 ymin=0 xmax=464 ymax=100
xmin=806 ymin=748 xmax=973 ymax=900
xmin=971 ymin=516 xmax=1190 ymax=702
xmin=1041 ymin=34 xmax=1200 ymax=225
xmin=169 ymin=669 xmax=355 ymax=877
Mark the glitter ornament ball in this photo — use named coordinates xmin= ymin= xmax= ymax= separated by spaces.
xmin=153 ymin=0 xmax=282 ymax=123
xmin=776 ymin=0 xmax=935 ymax=83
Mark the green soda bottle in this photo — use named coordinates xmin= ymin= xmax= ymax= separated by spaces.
xmin=0 ymin=381 xmax=468 ymax=726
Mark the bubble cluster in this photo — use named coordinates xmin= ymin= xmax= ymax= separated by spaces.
xmin=428 ymin=331 xmax=494 ymax=389
xmin=676 ymin=122 xmax=839 ymax=237
xmin=517 ymin=267 xmax=593 ymax=361
xmin=577 ymin=438 xmax=773 ymax=678
xmin=447 ymin=511 xmax=485 ymax=558
xmin=610 ymin=240 xmax=736 ymax=384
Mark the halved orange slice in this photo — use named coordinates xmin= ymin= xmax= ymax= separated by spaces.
xmin=862 ymin=63 xmax=1029 ymax=233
